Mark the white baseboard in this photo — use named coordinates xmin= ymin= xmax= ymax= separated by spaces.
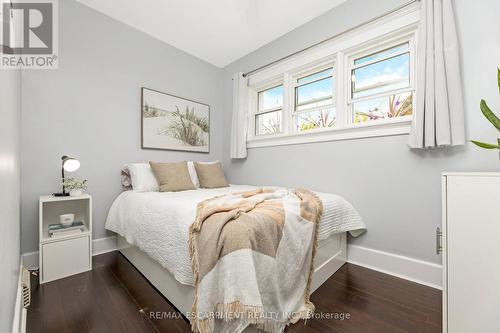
xmin=93 ymin=235 xmax=118 ymax=255
xmin=347 ymin=244 xmax=442 ymax=289
xmin=22 ymin=235 xmax=117 ymax=270
xmin=21 ymin=252 xmax=38 ymax=271
xmin=12 ymin=259 xmax=26 ymax=333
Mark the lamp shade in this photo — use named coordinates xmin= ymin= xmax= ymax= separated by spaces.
xmin=62 ymin=156 xmax=80 ymax=172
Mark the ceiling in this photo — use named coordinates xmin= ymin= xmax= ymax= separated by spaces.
xmin=76 ymin=0 xmax=346 ymax=68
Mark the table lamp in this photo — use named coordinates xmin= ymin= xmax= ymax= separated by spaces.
xmin=53 ymin=155 xmax=80 ymax=197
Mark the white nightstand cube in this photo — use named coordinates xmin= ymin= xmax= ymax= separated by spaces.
xmin=39 ymin=194 xmax=92 ymax=283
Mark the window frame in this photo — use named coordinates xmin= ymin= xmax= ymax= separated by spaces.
xmin=346 ymin=36 xmax=415 ymax=126
xmin=254 ymin=84 xmax=284 ymax=136
xmin=249 ymin=78 xmax=286 ymax=139
xmin=245 ymin=4 xmax=420 ymax=148
xmin=292 ymin=62 xmax=336 ymax=133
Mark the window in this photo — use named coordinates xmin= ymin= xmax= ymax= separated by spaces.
xmin=294 ymin=67 xmax=336 ymax=132
xmin=255 ymin=85 xmax=283 ymax=136
xmin=349 ymin=43 xmax=413 ymax=123
xmin=245 ymin=6 xmax=419 ymax=147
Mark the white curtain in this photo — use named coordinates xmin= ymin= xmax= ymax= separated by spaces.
xmin=230 ymin=72 xmax=249 ymax=159
xmin=408 ymin=0 xmax=465 ymax=148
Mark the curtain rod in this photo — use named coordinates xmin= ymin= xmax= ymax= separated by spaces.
xmin=243 ymin=0 xmax=420 ymax=78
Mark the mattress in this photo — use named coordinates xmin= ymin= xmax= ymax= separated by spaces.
xmin=105 ymin=185 xmax=365 ymax=286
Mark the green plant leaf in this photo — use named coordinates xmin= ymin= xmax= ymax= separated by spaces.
xmin=471 ymin=140 xmax=500 ymax=149
xmin=497 ymin=67 xmax=500 ymax=94
xmin=480 ymin=99 xmax=500 ymax=131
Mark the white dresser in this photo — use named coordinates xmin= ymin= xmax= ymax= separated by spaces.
xmin=441 ymin=172 xmax=500 ymax=333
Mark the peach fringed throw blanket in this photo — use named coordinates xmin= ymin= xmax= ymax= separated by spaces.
xmin=189 ymin=188 xmax=322 ymax=333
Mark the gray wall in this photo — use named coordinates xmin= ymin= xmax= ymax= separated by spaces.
xmin=0 ymin=69 xmax=21 ymax=330
xmin=222 ymin=0 xmax=500 ymax=264
xmin=19 ymin=0 xmax=500 ymax=264
xmin=21 ymin=0 xmax=224 ymax=253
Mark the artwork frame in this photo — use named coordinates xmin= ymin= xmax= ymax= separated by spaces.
xmin=141 ymin=87 xmax=210 ymax=153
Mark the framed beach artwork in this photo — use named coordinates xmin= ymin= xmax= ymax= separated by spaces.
xmin=141 ymin=87 xmax=210 ymax=152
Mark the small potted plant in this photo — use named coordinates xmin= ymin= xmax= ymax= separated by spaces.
xmin=63 ymin=177 xmax=88 ymax=197
xmin=471 ymin=68 xmax=500 ymax=160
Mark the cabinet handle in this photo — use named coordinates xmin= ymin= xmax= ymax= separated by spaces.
xmin=436 ymin=227 xmax=443 ymax=255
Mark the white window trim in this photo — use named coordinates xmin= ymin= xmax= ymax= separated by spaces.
xmin=247 ymin=118 xmax=411 ymax=148
xmin=249 ymin=78 xmax=285 ymax=137
xmin=246 ymin=3 xmax=420 ymax=148
xmin=346 ymin=34 xmax=415 ymax=126
xmin=292 ymin=61 xmax=336 ymax=132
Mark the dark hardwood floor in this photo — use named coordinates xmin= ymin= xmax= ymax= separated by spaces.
xmin=27 ymin=251 xmax=441 ymax=333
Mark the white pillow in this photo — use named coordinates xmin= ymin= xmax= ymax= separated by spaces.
xmin=187 ymin=161 xmax=200 ymax=188
xmin=127 ymin=163 xmax=159 ymax=192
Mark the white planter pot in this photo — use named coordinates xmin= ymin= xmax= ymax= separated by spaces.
xmin=69 ymin=189 xmax=84 ymax=197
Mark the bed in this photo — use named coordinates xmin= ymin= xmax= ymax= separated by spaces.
xmin=105 ymin=184 xmax=365 ymax=317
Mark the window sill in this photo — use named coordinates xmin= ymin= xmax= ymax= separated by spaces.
xmin=247 ymin=118 xmax=412 ymax=149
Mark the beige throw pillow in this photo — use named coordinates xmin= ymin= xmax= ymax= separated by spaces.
xmin=149 ymin=161 xmax=196 ymax=192
xmin=194 ymin=161 xmax=229 ymax=188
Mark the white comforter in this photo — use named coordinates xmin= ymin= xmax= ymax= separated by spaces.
xmin=105 ymin=185 xmax=365 ymax=286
